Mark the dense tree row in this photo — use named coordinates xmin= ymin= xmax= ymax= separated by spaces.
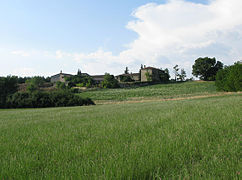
xmin=0 ymin=76 xmax=94 ymax=108
xmin=215 ymin=62 xmax=242 ymax=92
xmin=6 ymin=90 xmax=94 ymax=108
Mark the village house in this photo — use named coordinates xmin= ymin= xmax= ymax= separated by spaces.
xmin=91 ymin=75 xmax=105 ymax=84
xmin=50 ymin=70 xmax=105 ymax=84
xmin=115 ymin=65 xmax=167 ymax=82
xmin=50 ymin=71 xmax=72 ymax=83
xmin=140 ymin=66 xmax=164 ymax=82
xmin=115 ymin=73 xmax=140 ymax=82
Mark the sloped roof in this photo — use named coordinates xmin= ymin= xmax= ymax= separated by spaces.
xmin=142 ymin=67 xmax=159 ymax=70
xmin=51 ymin=73 xmax=72 ymax=78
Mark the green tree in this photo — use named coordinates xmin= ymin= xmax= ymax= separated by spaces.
xmin=101 ymin=73 xmax=119 ymax=88
xmin=56 ymin=81 xmax=67 ymax=90
xmin=120 ymin=75 xmax=134 ymax=82
xmin=66 ymin=75 xmax=94 ymax=88
xmin=124 ymin=67 xmax=129 ymax=74
xmin=177 ymin=69 xmax=186 ymax=81
xmin=192 ymin=57 xmax=223 ymax=81
xmin=0 ymin=76 xmax=18 ymax=108
xmin=215 ymin=62 xmax=242 ymax=92
xmin=26 ymin=76 xmax=45 ymax=92
xmin=77 ymin=69 xmax=82 ymax=76
xmin=145 ymin=71 xmax=152 ymax=82
xmin=173 ymin=65 xmax=179 ymax=81
xmin=159 ymin=68 xmax=170 ymax=82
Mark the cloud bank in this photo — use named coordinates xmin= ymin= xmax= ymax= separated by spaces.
xmin=69 ymin=0 xmax=242 ymax=75
xmin=2 ymin=0 xmax=242 ymax=77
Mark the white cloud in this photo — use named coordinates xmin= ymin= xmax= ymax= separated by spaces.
xmin=69 ymin=0 xmax=242 ymax=75
xmin=4 ymin=0 xmax=242 ymax=77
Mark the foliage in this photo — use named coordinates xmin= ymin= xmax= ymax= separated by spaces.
xmin=101 ymin=73 xmax=119 ymax=88
xmin=124 ymin=67 xmax=129 ymax=74
xmin=6 ymin=90 xmax=94 ymax=108
xmin=0 ymin=95 xmax=240 ymax=179
xmin=0 ymin=76 xmax=18 ymax=108
xmin=66 ymin=75 xmax=94 ymax=88
xmin=192 ymin=57 xmax=223 ymax=81
xmin=56 ymin=81 xmax=68 ymax=90
xmin=159 ymin=68 xmax=170 ymax=82
xmin=145 ymin=71 xmax=152 ymax=82
xmin=215 ymin=62 xmax=242 ymax=92
xmin=77 ymin=69 xmax=82 ymax=76
xmin=177 ymin=69 xmax=187 ymax=82
xmin=26 ymin=76 xmax=45 ymax=92
xmin=119 ymin=75 xmax=134 ymax=82
xmin=173 ymin=65 xmax=179 ymax=81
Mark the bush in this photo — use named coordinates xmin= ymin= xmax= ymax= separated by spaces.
xmin=56 ymin=81 xmax=68 ymax=90
xmin=6 ymin=90 xmax=95 ymax=108
xmin=0 ymin=76 xmax=18 ymax=108
xmin=215 ymin=62 xmax=242 ymax=92
xmin=101 ymin=73 xmax=119 ymax=88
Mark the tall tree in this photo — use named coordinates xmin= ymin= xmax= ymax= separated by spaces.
xmin=124 ymin=67 xmax=129 ymax=74
xmin=192 ymin=57 xmax=223 ymax=81
xmin=178 ymin=69 xmax=186 ymax=81
xmin=77 ymin=69 xmax=82 ymax=76
xmin=173 ymin=65 xmax=179 ymax=81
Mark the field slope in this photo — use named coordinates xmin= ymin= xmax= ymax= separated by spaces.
xmin=0 ymin=94 xmax=241 ymax=179
xmin=80 ymin=81 xmax=217 ymax=103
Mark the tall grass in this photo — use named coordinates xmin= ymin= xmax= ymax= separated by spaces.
xmin=0 ymin=94 xmax=241 ymax=179
xmin=80 ymin=81 xmax=217 ymax=101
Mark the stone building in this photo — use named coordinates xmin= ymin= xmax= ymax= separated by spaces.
xmin=115 ymin=73 xmax=140 ymax=82
xmin=116 ymin=66 xmax=166 ymax=82
xmin=50 ymin=71 xmax=72 ymax=83
xmin=140 ymin=67 xmax=163 ymax=82
xmin=91 ymin=75 xmax=105 ymax=84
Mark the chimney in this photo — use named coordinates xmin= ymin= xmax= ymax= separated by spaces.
xmin=60 ymin=70 xmax=62 ymax=74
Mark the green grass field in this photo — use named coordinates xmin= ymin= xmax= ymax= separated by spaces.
xmin=80 ymin=81 xmax=217 ymax=103
xmin=0 ymin=94 xmax=241 ymax=179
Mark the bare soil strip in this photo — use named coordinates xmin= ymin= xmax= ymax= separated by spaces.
xmin=95 ymin=92 xmax=242 ymax=105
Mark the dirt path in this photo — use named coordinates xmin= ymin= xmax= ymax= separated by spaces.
xmin=95 ymin=92 xmax=242 ymax=105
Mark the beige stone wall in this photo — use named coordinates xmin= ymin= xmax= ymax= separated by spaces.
xmin=131 ymin=74 xmax=140 ymax=81
xmin=141 ymin=69 xmax=153 ymax=82
xmin=141 ymin=68 xmax=163 ymax=82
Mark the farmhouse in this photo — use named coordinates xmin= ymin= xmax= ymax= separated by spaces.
xmin=50 ymin=71 xmax=72 ymax=83
xmin=91 ymin=75 xmax=105 ymax=84
xmin=115 ymin=73 xmax=140 ymax=82
xmin=140 ymin=66 xmax=164 ymax=82
xmin=51 ymin=65 xmax=167 ymax=85
xmin=116 ymin=65 xmax=167 ymax=82
xmin=51 ymin=70 xmax=105 ymax=84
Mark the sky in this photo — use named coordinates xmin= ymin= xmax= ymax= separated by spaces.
xmin=0 ymin=0 xmax=241 ymax=77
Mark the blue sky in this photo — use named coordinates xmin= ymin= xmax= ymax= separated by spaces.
xmin=0 ymin=0 xmax=241 ymax=77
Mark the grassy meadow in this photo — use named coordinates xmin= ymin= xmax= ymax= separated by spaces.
xmin=80 ymin=81 xmax=217 ymax=103
xmin=0 ymin=93 xmax=241 ymax=179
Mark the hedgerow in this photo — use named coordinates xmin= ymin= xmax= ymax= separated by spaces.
xmin=5 ymin=90 xmax=94 ymax=108
xmin=215 ymin=62 xmax=242 ymax=92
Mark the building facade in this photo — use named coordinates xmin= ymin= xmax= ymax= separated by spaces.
xmin=50 ymin=71 xmax=72 ymax=83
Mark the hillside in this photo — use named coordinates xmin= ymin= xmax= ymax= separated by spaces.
xmin=0 ymin=94 xmax=241 ymax=179
xmin=80 ymin=81 xmax=217 ymax=103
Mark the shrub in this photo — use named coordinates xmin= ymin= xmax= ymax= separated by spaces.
xmin=101 ymin=73 xmax=119 ymax=88
xmin=215 ymin=62 xmax=242 ymax=92
xmin=0 ymin=76 xmax=18 ymax=108
xmin=56 ymin=81 xmax=68 ymax=90
xmin=6 ymin=90 xmax=95 ymax=108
